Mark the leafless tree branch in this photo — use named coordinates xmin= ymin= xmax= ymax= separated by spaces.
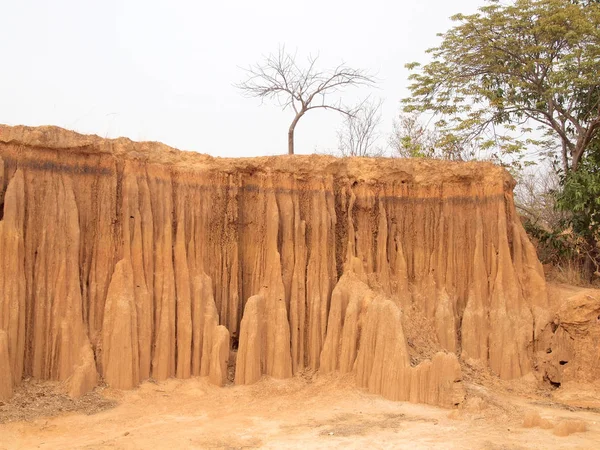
xmin=236 ymin=46 xmax=377 ymax=154
xmin=337 ymin=98 xmax=385 ymax=157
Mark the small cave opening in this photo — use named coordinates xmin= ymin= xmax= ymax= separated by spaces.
xmin=230 ymin=332 xmax=239 ymax=351
xmin=559 ymin=360 xmax=568 ymax=366
xmin=543 ymin=375 xmax=561 ymax=389
xmin=550 ymin=322 xmax=558 ymax=333
xmin=546 ymin=348 xmax=552 ymax=354
xmin=227 ymin=332 xmax=239 ymax=384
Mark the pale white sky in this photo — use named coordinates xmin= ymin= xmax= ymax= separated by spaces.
xmin=1 ymin=0 xmax=483 ymax=157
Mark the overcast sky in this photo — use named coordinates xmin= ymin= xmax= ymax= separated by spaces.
xmin=1 ymin=0 xmax=483 ymax=157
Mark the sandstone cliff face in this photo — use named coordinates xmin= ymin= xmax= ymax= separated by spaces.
xmin=0 ymin=125 xmax=552 ymax=406
xmin=0 ymin=329 xmax=13 ymax=401
xmin=538 ymin=290 xmax=600 ymax=387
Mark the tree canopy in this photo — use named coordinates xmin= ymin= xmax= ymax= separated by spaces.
xmin=403 ymin=0 xmax=600 ymax=172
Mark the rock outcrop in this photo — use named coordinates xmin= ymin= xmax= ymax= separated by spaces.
xmin=538 ymin=290 xmax=600 ymax=386
xmin=0 ymin=329 xmax=13 ymax=401
xmin=101 ymin=259 xmax=140 ymax=390
xmin=0 ymin=125 xmax=556 ymax=406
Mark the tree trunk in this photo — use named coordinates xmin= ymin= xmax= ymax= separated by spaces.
xmin=288 ymin=127 xmax=294 ymax=155
xmin=572 ymin=143 xmax=584 ymax=172
xmin=288 ymin=111 xmax=305 ymax=155
xmin=561 ymin=140 xmax=569 ymax=174
xmin=583 ymin=252 xmax=594 ymax=283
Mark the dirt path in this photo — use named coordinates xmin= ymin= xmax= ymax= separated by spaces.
xmin=1 ymin=374 xmax=598 ymax=449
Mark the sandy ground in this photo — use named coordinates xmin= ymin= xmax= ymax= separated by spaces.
xmin=2 ymin=283 xmax=598 ymax=449
xmin=1 ymin=372 xmax=599 ymax=450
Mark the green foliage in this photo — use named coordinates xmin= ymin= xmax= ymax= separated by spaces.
xmin=557 ymin=153 xmax=600 ymax=239
xmin=404 ymin=0 xmax=600 ymax=172
xmin=554 ymin=138 xmax=600 ymax=277
xmin=389 ymin=112 xmax=480 ymax=160
xmin=389 ymin=113 xmax=438 ymax=158
xmin=406 ymin=0 xmax=600 ymax=280
xmin=523 ymin=219 xmax=575 ymax=263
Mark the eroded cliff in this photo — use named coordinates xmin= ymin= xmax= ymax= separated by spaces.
xmin=0 ymin=125 xmax=552 ymax=406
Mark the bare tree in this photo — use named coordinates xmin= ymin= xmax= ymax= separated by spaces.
xmin=514 ymin=168 xmax=563 ymax=230
xmin=337 ymin=98 xmax=385 ymax=157
xmin=236 ymin=47 xmax=376 ymax=155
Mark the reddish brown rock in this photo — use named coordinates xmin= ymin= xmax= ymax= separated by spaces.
xmin=354 ymin=296 xmax=464 ymax=407
xmin=0 ymin=125 xmax=559 ymax=405
xmin=0 ymin=169 xmax=26 ymax=387
xmin=208 ymin=325 xmax=230 ymax=387
xmin=538 ymin=290 xmax=600 ymax=386
xmin=0 ymin=330 xmax=13 ymax=401
xmin=235 ymin=295 xmax=266 ymax=385
xmin=101 ymin=259 xmax=139 ymax=389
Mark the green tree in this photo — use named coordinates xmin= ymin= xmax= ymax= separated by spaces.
xmin=403 ymin=0 xmax=600 ymax=173
xmin=555 ymin=137 xmax=600 ymax=278
xmin=389 ymin=111 xmax=480 ymax=160
xmin=389 ymin=112 xmax=438 ymax=158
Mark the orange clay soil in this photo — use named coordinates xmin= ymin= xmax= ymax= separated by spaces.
xmin=0 ymin=362 xmax=599 ymax=449
xmin=0 ymin=125 xmax=598 ymax=438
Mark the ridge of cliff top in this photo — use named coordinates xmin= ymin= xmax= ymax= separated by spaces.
xmin=0 ymin=124 xmax=511 ymax=185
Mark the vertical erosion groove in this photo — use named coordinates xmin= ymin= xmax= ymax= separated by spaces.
xmin=0 ymin=155 xmax=5 ymax=221
xmin=0 ymin=128 xmax=552 ymax=408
